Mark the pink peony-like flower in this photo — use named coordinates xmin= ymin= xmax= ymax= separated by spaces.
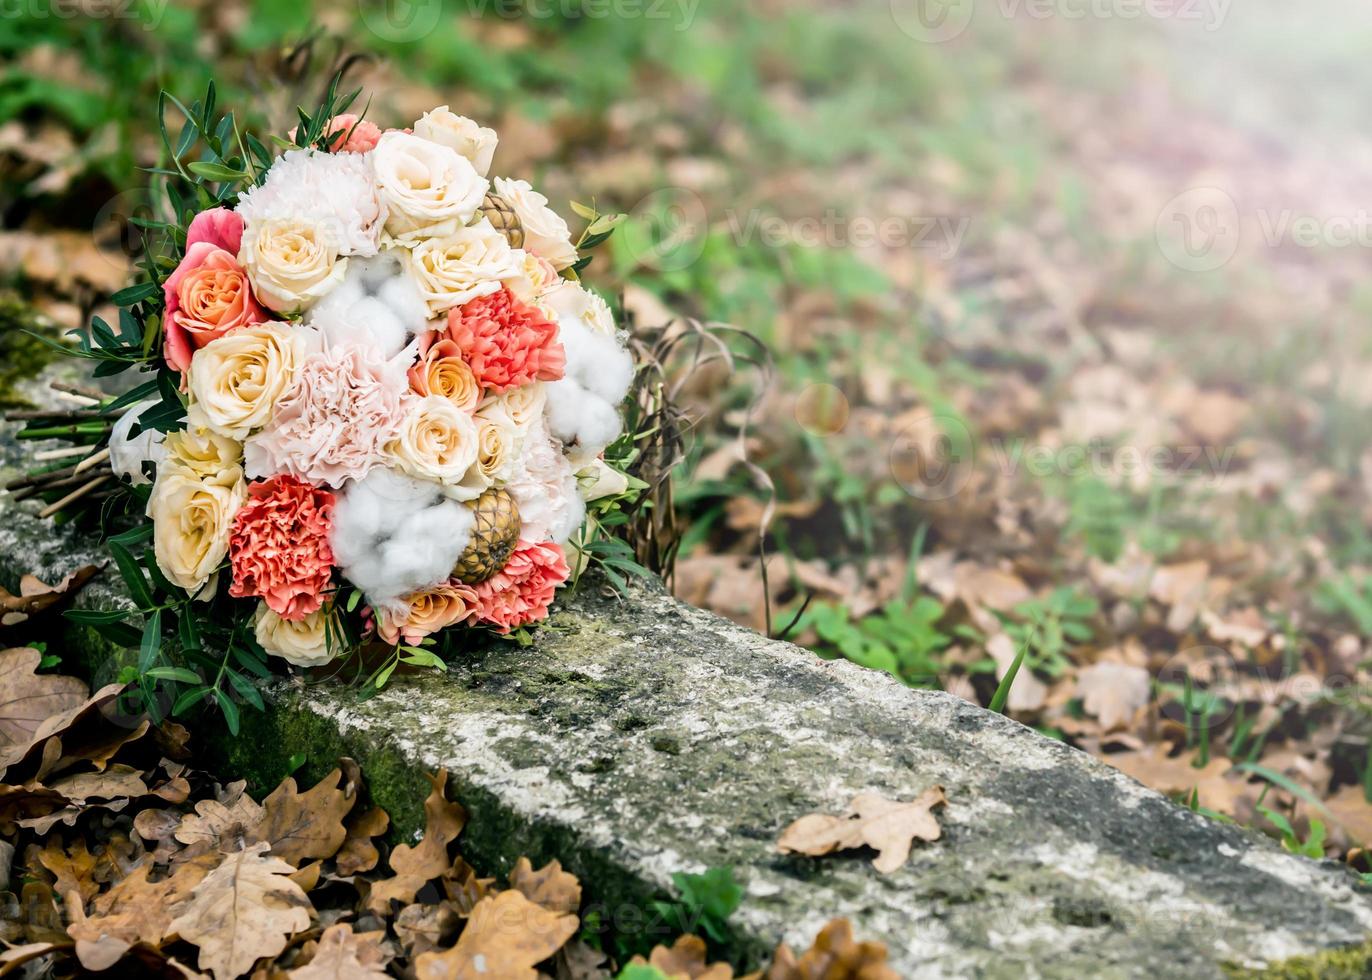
xmin=446 ymin=287 xmax=565 ymax=394
xmin=245 ymin=344 xmax=409 ymax=487
xmin=229 ymin=475 xmax=336 ymax=621
xmin=187 ymin=207 xmax=244 ymax=254
xmin=375 ymin=581 xmax=480 ymax=645
xmin=470 ymin=540 xmax=570 ymax=633
xmin=288 ymin=113 xmax=383 ymax=154
xmin=162 ymin=241 xmax=267 ymax=374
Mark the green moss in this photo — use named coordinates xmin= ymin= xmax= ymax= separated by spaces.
xmin=0 ymin=294 xmax=61 ymax=408
xmin=1223 ymin=940 xmax=1372 ymax=979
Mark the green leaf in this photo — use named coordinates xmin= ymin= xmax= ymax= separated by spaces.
xmin=138 ymin=608 xmax=163 ymax=673
xmin=172 ymin=686 xmax=212 ymax=715
xmin=988 ymin=636 xmax=1028 ymax=714
xmin=187 ymin=161 xmax=249 ymax=182
xmin=65 ymin=608 xmax=135 ymax=626
xmin=110 ymin=281 xmax=159 ymax=306
xmin=145 ymin=666 xmax=200 ymax=684
xmin=569 ymin=200 xmax=599 ymax=221
xmin=108 ymin=540 xmax=154 ymax=609
xmin=213 ymin=687 xmax=241 ymax=735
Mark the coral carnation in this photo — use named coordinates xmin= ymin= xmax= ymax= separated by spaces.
xmin=446 ymin=287 xmax=565 ymax=393
xmin=470 ymin=540 xmax=570 ymax=633
xmin=229 ymin=475 xmax=336 ymax=621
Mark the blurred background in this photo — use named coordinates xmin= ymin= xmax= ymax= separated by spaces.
xmin=5 ymin=0 xmax=1372 ymax=858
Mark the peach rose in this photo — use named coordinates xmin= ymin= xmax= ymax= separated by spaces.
xmin=408 ymin=338 xmax=481 ymax=412
xmin=163 ymin=242 xmax=267 ymax=373
xmin=376 ymin=581 xmax=479 ymax=645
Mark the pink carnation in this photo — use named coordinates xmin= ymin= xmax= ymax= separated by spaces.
xmin=229 ymin=476 xmax=336 ymax=621
xmin=244 ymin=344 xmax=409 ymax=487
xmin=288 ymin=113 xmax=383 ymax=153
xmin=186 ymin=207 xmax=244 ymax=254
xmin=162 ymin=241 xmax=266 ymax=374
xmin=446 ymin=287 xmax=565 ymax=394
xmin=470 ymin=540 xmax=570 ymax=633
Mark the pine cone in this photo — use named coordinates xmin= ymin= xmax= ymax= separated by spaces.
xmin=479 ymin=191 xmax=524 ymax=249
xmin=452 ymin=488 xmax=521 ymax=585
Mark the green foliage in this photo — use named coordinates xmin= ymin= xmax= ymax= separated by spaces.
xmin=798 ymin=595 xmax=961 ymax=688
xmin=1259 ymin=807 xmax=1327 ymax=859
xmin=616 ymin=967 xmax=670 ymax=980
xmin=1000 ymin=587 xmax=1098 ymax=679
xmin=651 ymin=867 xmax=742 ymax=950
xmin=1315 ymin=574 xmax=1372 ymax=635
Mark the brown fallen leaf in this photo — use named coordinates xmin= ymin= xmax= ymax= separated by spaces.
xmin=287 ymin=923 xmax=390 ymax=979
xmin=780 ymin=787 xmax=947 ymax=872
xmin=442 ymin=854 xmax=496 ymax=916
xmin=169 ymin=842 xmax=314 ymax=980
xmin=633 ymin=934 xmax=733 ymax=980
xmin=1103 ymin=749 xmax=1246 ymax=816
xmin=35 ymin=838 xmax=99 ymax=905
xmin=1322 ymin=785 xmax=1372 ymax=848
xmin=255 ymin=768 xmax=352 ymax=866
xmin=509 ymin=856 xmax=581 ymax=916
xmin=175 ymin=792 xmax=267 ymax=852
xmin=0 ymin=565 xmax=100 ymax=627
xmin=765 ymin=918 xmax=899 ymax=980
xmin=0 ymin=648 xmax=88 ymax=748
xmin=394 ymin=900 xmax=460 ymax=958
xmin=412 ymin=889 xmax=578 ymax=980
xmin=555 ymin=939 xmax=610 ymax=980
xmin=1076 ymin=661 xmax=1150 ymax=732
xmin=366 ymin=770 xmax=465 ymax=914
xmin=778 ymin=788 xmax=946 ymax=873
xmin=336 ymin=806 xmax=389 ymax=876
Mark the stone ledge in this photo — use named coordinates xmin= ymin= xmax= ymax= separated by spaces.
xmin=5 ymin=415 xmax=1372 ymax=978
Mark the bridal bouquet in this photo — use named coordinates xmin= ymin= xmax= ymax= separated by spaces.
xmin=19 ymin=81 xmax=643 ymax=713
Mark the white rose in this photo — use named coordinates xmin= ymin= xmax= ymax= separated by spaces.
xmin=161 ymin=427 xmax=244 ymax=488
xmin=577 ymin=458 xmax=630 ymax=501
xmin=543 ymin=279 xmax=616 ymax=337
xmin=240 ymin=218 xmax=346 ymax=313
xmin=477 ymin=382 xmax=545 ymax=443
xmin=412 ymin=106 xmax=498 ymax=177
xmin=406 ymin=219 xmax=525 ymax=316
xmin=373 ymin=131 xmax=488 ymax=244
xmin=454 ymin=414 xmax=518 ymax=499
xmin=388 ymin=395 xmax=481 ymax=491
xmin=253 ymin=603 xmax=334 ymax=668
xmin=187 ymin=323 xmax=314 ymax=439
xmin=493 ymin=177 xmax=579 ymax=270
xmin=149 ymin=469 xmax=246 ymax=595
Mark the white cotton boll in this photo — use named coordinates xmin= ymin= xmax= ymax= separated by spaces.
xmin=305 ymin=252 xmax=429 ymax=359
xmin=543 ymin=377 xmax=623 ymax=460
xmin=330 ymin=468 xmax=474 ymax=605
xmin=556 ymin=314 xmax=635 ymax=406
xmin=108 ymin=399 xmax=167 ymax=486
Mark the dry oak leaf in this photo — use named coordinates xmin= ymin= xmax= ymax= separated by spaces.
xmin=413 ymin=889 xmax=578 ymax=980
xmin=168 ymin=842 xmax=314 ymax=980
xmin=0 ymin=565 xmax=100 ymax=627
xmin=1076 ymin=661 xmax=1150 ymax=733
xmin=175 ymin=793 xmax=267 ymax=853
xmin=287 ymin=924 xmax=390 ymax=979
xmin=1321 ymin=785 xmax=1372 ymax=848
xmin=255 ymin=768 xmax=353 ymax=866
xmin=765 ymin=918 xmax=899 ymax=980
xmin=366 ymin=769 xmax=465 ymax=914
xmin=67 ymin=853 xmax=214 ymax=963
xmin=442 ymin=855 xmax=497 ymax=916
xmin=509 ymin=856 xmax=581 ymax=916
xmin=35 ymin=838 xmax=99 ymax=905
xmin=336 ymin=806 xmax=389 ymax=877
xmin=0 ymin=648 xmax=87 ymax=748
xmin=633 ymin=934 xmax=733 ymax=980
xmin=394 ymin=900 xmax=460 ymax=958
xmin=778 ymin=788 xmax=946 ymax=874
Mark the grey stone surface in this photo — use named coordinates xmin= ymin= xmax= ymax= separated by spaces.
xmin=5 ymin=370 xmax=1372 ymax=978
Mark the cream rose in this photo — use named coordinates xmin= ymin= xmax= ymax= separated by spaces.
xmin=149 ymin=469 xmax=246 ymax=595
xmin=477 ymin=382 xmax=545 ymax=441
xmin=406 ymin=219 xmax=525 ymax=315
xmin=493 ymin=177 xmax=578 ymax=270
xmin=162 ymin=427 xmax=244 ymax=487
xmin=240 ymin=218 xmax=346 ymax=313
xmin=253 ymin=602 xmax=334 ymax=668
xmin=388 ymin=395 xmax=481 ymax=490
xmin=412 ymin=106 xmax=498 ymax=176
xmin=187 ymin=323 xmax=314 ymax=439
xmin=373 ymin=131 xmax=488 ymax=244
xmin=454 ymin=414 xmax=518 ymax=498
xmin=543 ymin=279 xmax=616 ymax=337
xmin=577 ymin=458 xmax=630 ymax=501
xmin=376 ymin=582 xmax=478 ymax=645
